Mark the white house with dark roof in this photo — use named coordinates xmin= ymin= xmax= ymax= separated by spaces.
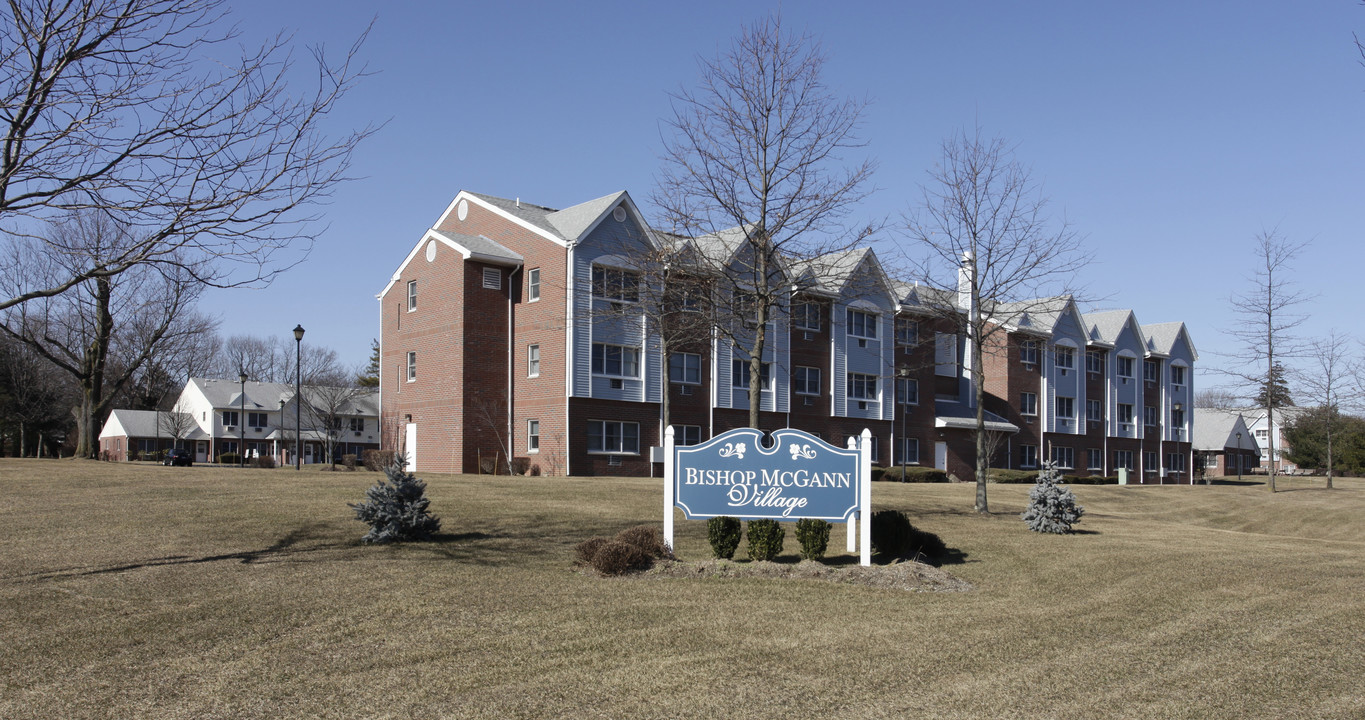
xmin=1192 ymin=408 xmax=1260 ymax=477
xmin=99 ymin=378 xmax=379 ymax=464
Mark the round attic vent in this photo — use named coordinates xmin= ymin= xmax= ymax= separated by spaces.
xmin=457 ymin=198 xmax=469 ymax=221
xmin=425 ymin=240 xmax=436 ymax=262
xmin=613 ymin=206 xmax=627 ymax=222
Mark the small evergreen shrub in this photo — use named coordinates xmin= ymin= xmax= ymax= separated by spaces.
xmin=870 ymin=510 xmax=948 ymax=562
xmin=349 ymin=452 xmax=442 ymax=543
xmin=574 ymin=536 xmax=610 ymax=566
xmin=795 ymin=518 xmax=832 ymax=560
xmin=1023 ymin=462 xmax=1085 ymax=534
xmin=707 ymin=516 xmax=743 ymax=559
xmin=746 ymin=519 xmax=785 ymax=561
xmin=869 ymin=467 xmax=886 ymax=483
xmin=880 ymin=466 xmax=951 ymax=483
xmin=590 ymin=540 xmax=651 ymax=575
xmin=614 ymin=525 xmax=672 ymax=559
xmin=1062 ymin=474 xmax=1117 ymax=485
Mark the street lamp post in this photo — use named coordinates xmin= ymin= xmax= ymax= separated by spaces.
xmin=238 ymin=370 xmax=248 ymax=468
xmin=1236 ymin=431 xmax=1243 ymax=483
xmin=294 ymin=324 xmax=305 ymax=471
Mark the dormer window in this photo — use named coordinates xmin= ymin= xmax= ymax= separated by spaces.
xmin=1117 ymin=356 xmax=1134 ymax=378
xmin=1170 ymin=365 xmax=1186 ymax=387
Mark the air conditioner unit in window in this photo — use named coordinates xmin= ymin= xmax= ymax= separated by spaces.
xmin=680 ymin=385 xmax=693 ymax=396
xmin=610 ymin=378 xmax=623 ymax=390
xmin=607 ymin=455 xmax=622 ymax=467
xmin=858 ymin=401 xmax=867 ymax=410
xmin=858 ymin=339 xmax=867 ymax=348
xmin=803 ymin=396 xmax=815 ymax=406
xmin=225 ymin=426 xmax=235 ymax=431
xmin=804 ymin=332 xmax=814 ymax=341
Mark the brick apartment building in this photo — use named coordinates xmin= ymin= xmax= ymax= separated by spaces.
xmin=379 ymin=189 xmax=1196 ymax=481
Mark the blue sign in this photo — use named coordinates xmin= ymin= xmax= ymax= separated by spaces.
xmin=673 ymin=428 xmax=860 ymax=521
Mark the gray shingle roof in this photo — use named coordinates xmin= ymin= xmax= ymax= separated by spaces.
xmin=1192 ymin=408 xmax=1257 ymax=452
xmin=1082 ymin=309 xmax=1136 ymax=346
xmin=101 ymin=409 xmax=208 ymax=440
xmin=431 ymin=230 xmax=523 ymax=263
xmin=545 ymin=191 xmax=627 ymax=241
xmin=1142 ymin=322 xmax=1186 ymax=355
xmin=466 ymin=192 xmax=562 ymax=237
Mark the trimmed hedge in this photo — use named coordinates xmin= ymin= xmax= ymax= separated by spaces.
xmin=987 ymin=469 xmax=1039 ymax=484
xmin=746 ymin=519 xmax=785 ymax=561
xmin=707 ymin=516 xmax=742 ymax=559
xmin=879 ymin=466 xmax=951 ymax=483
xmin=795 ymin=518 xmax=832 ymax=560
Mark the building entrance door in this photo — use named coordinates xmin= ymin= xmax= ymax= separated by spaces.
xmin=404 ymin=423 xmax=417 ymax=471
xmin=935 ymin=442 xmax=948 ymax=472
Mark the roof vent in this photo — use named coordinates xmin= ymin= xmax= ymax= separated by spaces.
xmin=613 ymin=206 xmax=627 ymax=222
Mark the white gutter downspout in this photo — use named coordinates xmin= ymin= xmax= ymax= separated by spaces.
xmin=565 ymin=242 xmax=575 ymax=477
xmin=508 ymin=265 xmax=522 ymax=473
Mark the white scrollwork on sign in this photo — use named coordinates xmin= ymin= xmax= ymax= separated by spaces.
xmin=789 ymin=443 xmax=818 ymax=460
xmin=718 ymin=442 xmax=746 ymax=459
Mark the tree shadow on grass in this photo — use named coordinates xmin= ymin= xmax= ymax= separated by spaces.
xmin=10 ymin=524 xmax=355 ymax=582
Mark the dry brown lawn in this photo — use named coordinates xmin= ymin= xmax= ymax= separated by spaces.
xmin=1 ymin=459 xmax=1361 ymax=719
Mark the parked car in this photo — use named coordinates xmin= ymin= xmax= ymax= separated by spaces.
xmin=163 ymin=448 xmax=193 ymax=467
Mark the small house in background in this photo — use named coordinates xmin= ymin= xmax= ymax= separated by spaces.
xmin=98 ymin=378 xmax=379 ymax=465
xmin=1192 ymin=408 xmax=1260 ymax=477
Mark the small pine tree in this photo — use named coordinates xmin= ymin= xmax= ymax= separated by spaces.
xmin=350 ymin=453 xmax=441 ymax=543
xmin=1022 ymin=461 xmax=1085 ymax=534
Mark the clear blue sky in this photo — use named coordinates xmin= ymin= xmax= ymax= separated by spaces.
xmin=210 ymin=1 xmax=1364 ymax=393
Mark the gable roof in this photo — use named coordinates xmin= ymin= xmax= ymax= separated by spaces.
xmin=1142 ymin=321 xmax=1198 ymax=360
xmin=790 ymin=247 xmax=896 ymax=303
xmin=1192 ymin=408 xmax=1258 ymax=452
xmin=1082 ymin=309 xmax=1146 ymax=349
xmin=99 ymin=409 xmax=208 ymax=440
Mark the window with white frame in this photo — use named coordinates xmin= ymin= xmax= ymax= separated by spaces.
xmin=1088 ymin=449 xmax=1104 ymax=471
xmin=1020 ymin=392 xmax=1038 ymax=416
xmin=1118 ymin=403 xmax=1134 ymax=425
xmin=1114 ymin=450 xmax=1134 ymax=470
xmin=1086 ymin=399 xmax=1102 ymax=422
xmin=528 ymin=268 xmax=541 ymax=302
xmin=592 ymin=343 xmax=640 ymax=378
xmin=587 ymin=420 xmax=639 ymax=454
xmin=1143 ymin=450 xmax=1158 ymax=471
xmin=847 ymin=373 xmax=878 ymax=400
xmin=406 ymin=351 xmax=416 ymax=381
xmin=793 ymin=366 xmax=821 ymax=395
xmin=1144 ymin=405 xmax=1158 ymax=427
xmin=1055 ymin=345 xmax=1075 ymax=370
xmin=901 ymin=437 xmax=920 ymax=464
xmin=895 ymin=317 xmax=918 ymax=346
xmin=1052 ymin=446 xmax=1075 ymax=469
xmin=897 ymin=377 xmax=919 ymax=405
xmin=1171 ymin=407 xmax=1185 ymax=428
xmin=1166 ymin=453 xmax=1185 ymax=472
xmin=407 ymin=280 xmax=417 ymax=311
xmin=527 ymin=345 xmax=540 ymax=377
xmin=349 ymin=417 xmax=365 ymax=432
xmin=483 ymin=267 xmax=501 ymax=290
xmin=847 ymin=309 xmax=878 ymax=339
xmin=591 ymin=266 xmax=639 ymax=302
xmin=732 ymin=359 xmax=772 ymax=390
xmin=1170 ymin=364 xmax=1186 ymax=386
xmin=221 ymin=411 xmax=239 ymax=427
xmin=677 ymin=425 xmax=702 ymax=446
xmin=1020 ymin=444 xmax=1039 ymax=468
xmin=1117 ymin=355 xmax=1135 ymax=378
xmin=1144 ymin=359 xmax=1159 ymax=382
xmin=1020 ymin=339 xmax=1039 ymax=365
xmin=669 ymin=353 xmax=700 ymax=384
xmin=1056 ymin=396 xmax=1075 ymax=418
xmin=1086 ymin=349 xmax=1104 ymax=374
xmin=793 ymin=301 xmax=821 ymax=331
xmin=527 ymin=420 xmax=540 ymax=453
xmin=248 ymin=412 xmax=268 ymax=428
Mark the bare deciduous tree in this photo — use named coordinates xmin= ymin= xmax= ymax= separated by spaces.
xmin=301 ymin=379 xmax=370 ymax=468
xmin=0 ymin=0 xmax=373 ymax=312
xmin=1224 ymin=231 xmax=1311 ymax=492
xmin=900 ymin=128 xmax=1090 ymax=513
xmin=653 ymin=14 xmax=876 ymax=428
xmin=1 ymin=211 xmax=216 ymax=457
xmin=158 ymin=396 xmax=197 ymax=450
xmin=1292 ymin=331 xmax=1362 ymax=489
